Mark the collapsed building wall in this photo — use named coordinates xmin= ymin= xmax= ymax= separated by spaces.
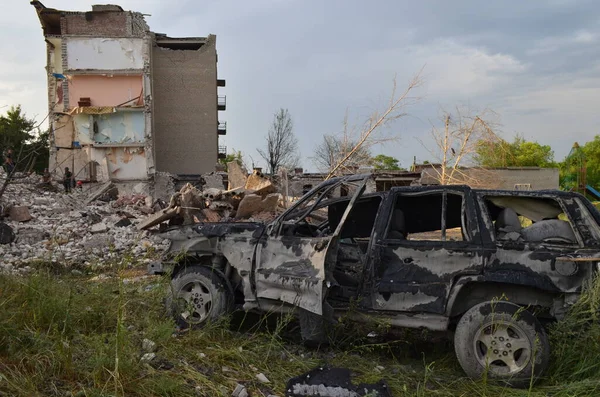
xmin=152 ymin=35 xmax=219 ymax=175
xmin=32 ymin=2 xmax=224 ymax=188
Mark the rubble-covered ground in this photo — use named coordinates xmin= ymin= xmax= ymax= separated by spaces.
xmin=0 ymin=174 xmax=170 ymax=274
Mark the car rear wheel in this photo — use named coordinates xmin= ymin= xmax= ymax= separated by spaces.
xmin=168 ymin=266 xmax=231 ymax=329
xmin=454 ymin=301 xmax=550 ymax=388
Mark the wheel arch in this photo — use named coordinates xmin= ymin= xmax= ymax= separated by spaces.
xmin=446 ymin=279 xmax=556 ymax=319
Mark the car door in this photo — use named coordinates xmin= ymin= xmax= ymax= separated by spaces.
xmin=254 ymin=176 xmax=368 ymax=315
xmin=370 ymin=187 xmax=484 ymax=314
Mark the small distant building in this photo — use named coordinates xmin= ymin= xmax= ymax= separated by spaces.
xmin=31 ymin=2 xmax=226 ymax=187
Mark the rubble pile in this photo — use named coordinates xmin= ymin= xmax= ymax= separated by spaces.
xmin=0 ymin=174 xmax=169 ymax=274
xmin=139 ymin=168 xmax=283 ymax=231
xmin=0 ymin=164 xmax=288 ymax=273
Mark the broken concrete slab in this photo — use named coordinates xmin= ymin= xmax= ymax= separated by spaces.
xmin=9 ymin=206 xmax=32 ymax=222
xmin=81 ymin=234 xmax=115 ymax=250
xmin=202 ymin=172 xmax=224 ymax=189
xmin=0 ymin=223 xmax=15 ymax=245
xmin=245 ymin=170 xmax=276 ymax=195
xmin=227 ymin=161 xmax=248 ymax=190
xmin=235 ymin=193 xmax=279 ymax=219
xmin=86 ymin=182 xmax=118 ymax=205
xmin=90 ymin=223 xmax=109 ymax=234
xmin=137 ymin=207 xmax=178 ymax=230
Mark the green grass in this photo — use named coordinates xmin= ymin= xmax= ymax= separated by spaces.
xmin=2 ymin=262 xmax=600 ymax=396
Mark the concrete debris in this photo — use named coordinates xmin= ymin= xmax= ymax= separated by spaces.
xmin=140 ymin=352 xmax=156 ymax=363
xmin=9 ymin=206 xmax=32 ymax=222
xmin=202 ymin=172 xmax=225 ymax=189
xmin=256 ymin=373 xmax=270 ymax=383
xmin=245 ymin=169 xmax=276 ymax=195
xmin=0 ymin=173 xmax=169 ymax=273
xmin=138 ymin=175 xmax=282 ymax=229
xmin=85 ymin=182 xmax=118 ymax=205
xmin=227 ymin=161 xmax=248 ymax=190
xmin=142 ymin=338 xmax=157 ymax=353
xmin=236 ymin=193 xmax=279 ymax=219
xmin=232 ymin=384 xmax=249 ymax=397
xmin=90 ymin=223 xmax=109 ymax=234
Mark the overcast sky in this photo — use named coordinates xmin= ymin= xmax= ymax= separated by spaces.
xmin=3 ymin=0 xmax=600 ymax=171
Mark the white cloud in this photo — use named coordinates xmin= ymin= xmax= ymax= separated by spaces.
xmin=405 ymin=39 xmax=527 ymax=97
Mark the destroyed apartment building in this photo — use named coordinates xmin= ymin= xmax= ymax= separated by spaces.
xmin=31 ymin=1 xmax=227 ymax=195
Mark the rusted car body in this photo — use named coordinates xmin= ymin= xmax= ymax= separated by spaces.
xmin=151 ymin=174 xmax=600 ymax=385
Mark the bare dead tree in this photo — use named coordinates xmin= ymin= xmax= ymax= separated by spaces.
xmin=418 ymin=107 xmax=503 ymax=187
xmin=257 ymin=108 xmax=300 ymax=175
xmin=324 ymin=71 xmax=423 ymax=179
xmin=313 ymin=134 xmax=372 ymax=173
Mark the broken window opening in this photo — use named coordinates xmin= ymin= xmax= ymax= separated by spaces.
xmin=482 ymin=195 xmax=579 ymax=246
xmin=385 ymin=191 xmax=467 ymax=242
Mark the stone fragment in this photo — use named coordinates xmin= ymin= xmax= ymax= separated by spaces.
xmin=140 ymin=352 xmax=156 ymax=363
xmin=9 ymin=206 xmax=32 ymax=222
xmin=90 ymin=223 xmax=108 ymax=234
xmin=245 ymin=170 xmax=276 ymax=195
xmin=232 ymin=384 xmax=248 ymax=397
xmin=0 ymin=222 xmax=15 ymax=245
xmin=236 ymin=193 xmax=280 ymax=219
xmin=256 ymin=373 xmax=270 ymax=383
xmin=142 ymin=338 xmax=157 ymax=352
xmin=227 ymin=161 xmax=248 ymax=190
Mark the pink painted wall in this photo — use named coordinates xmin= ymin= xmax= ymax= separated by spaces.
xmin=68 ymin=75 xmax=143 ymax=107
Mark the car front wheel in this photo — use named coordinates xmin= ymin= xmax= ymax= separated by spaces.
xmin=454 ymin=301 xmax=550 ymax=388
xmin=167 ymin=266 xmax=231 ymax=329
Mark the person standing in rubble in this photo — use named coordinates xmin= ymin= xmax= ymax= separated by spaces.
xmin=63 ymin=167 xmax=73 ymax=193
xmin=4 ymin=149 xmax=15 ymax=175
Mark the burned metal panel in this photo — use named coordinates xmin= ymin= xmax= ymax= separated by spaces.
xmin=485 ymin=245 xmax=597 ymax=293
xmin=255 ymin=236 xmax=330 ymax=315
xmin=374 ymin=246 xmax=482 ymax=313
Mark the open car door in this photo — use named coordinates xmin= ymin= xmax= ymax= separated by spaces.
xmin=254 ymin=175 xmax=369 ymax=315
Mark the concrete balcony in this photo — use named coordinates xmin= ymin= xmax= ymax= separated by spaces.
xmin=218 ymin=95 xmax=226 ymax=111
xmin=218 ymin=145 xmax=227 ymax=159
xmin=218 ymin=121 xmax=227 ymax=135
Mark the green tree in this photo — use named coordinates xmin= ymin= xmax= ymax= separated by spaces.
xmin=474 ymin=135 xmax=556 ymax=168
xmin=219 ymin=150 xmax=243 ymax=166
xmin=0 ymin=106 xmax=49 ymax=174
xmin=0 ymin=106 xmax=35 ymax=154
xmin=370 ymin=154 xmax=402 ymax=170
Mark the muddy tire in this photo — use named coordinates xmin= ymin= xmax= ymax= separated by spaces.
xmin=167 ymin=266 xmax=231 ymax=329
xmin=454 ymin=301 xmax=550 ymax=388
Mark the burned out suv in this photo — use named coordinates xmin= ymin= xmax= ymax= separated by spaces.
xmin=150 ymin=174 xmax=600 ymax=386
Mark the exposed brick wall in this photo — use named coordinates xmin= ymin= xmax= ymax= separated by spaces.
xmin=152 ymin=36 xmax=218 ymax=175
xmin=63 ymin=13 xmax=128 ymax=36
